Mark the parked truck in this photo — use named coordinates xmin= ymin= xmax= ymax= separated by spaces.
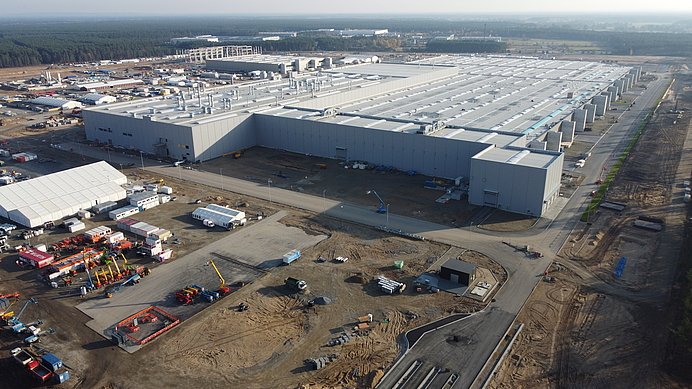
xmin=31 ymin=362 xmax=53 ymax=382
xmin=11 ymin=347 xmax=35 ymax=366
xmin=284 ymin=277 xmax=307 ymax=291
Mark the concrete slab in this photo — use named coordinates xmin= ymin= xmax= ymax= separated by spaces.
xmin=77 ymin=210 xmax=327 ymax=352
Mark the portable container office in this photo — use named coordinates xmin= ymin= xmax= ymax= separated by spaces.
xmin=40 ymin=353 xmax=63 ymax=372
xmin=83 ymin=226 xmax=112 ymax=242
xmin=117 ymin=218 xmax=140 ymax=232
xmin=106 ymin=231 xmax=125 ymax=245
xmin=67 ymin=221 xmax=85 ymax=233
xmin=158 ymin=194 xmax=170 ymax=204
xmin=128 ymin=192 xmax=159 ymax=210
xmin=159 ymin=186 xmax=173 ymax=195
xmin=109 ymin=205 xmax=139 ymax=220
xmin=131 ymin=222 xmax=159 ymax=238
xmin=19 ymin=248 xmax=55 ymax=268
xmin=149 ymin=228 xmax=171 ymax=241
xmin=91 ymin=201 xmax=118 ymax=214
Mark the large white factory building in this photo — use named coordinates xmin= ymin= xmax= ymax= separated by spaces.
xmin=82 ymin=54 xmax=638 ymax=217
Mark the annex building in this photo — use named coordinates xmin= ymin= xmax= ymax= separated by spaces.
xmin=82 ymin=55 xmax=637 ymax=217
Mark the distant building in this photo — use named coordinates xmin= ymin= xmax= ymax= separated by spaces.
xmin=433 ymin=34 xmax=455 ymax=40
xmin=30 ymin=97 xmax=82 ymax=110
xmin=338 ymin=55 xmax=379 ymax=65
xmin=74 ymin=79 xmax=144 ymax=91
xmin=81 ymin=93 xmax=117 ymax=105
xmin=171 ymin=35 xmax=219 ymax=44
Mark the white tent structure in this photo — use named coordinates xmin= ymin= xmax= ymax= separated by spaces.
xmin=0 ymin=161 xmax=126 ymax=227
xmin=30 ymin=96 xmax=83 ymax=110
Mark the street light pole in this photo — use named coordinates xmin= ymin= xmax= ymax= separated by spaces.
xmin=468 ymin=222 xmax=473 ymax=252
xmin=268 ymin=179 xmax=273 ymax=203
xmin=322 ymin=190 xmax=326 ymax=214
xmin=220 ymin=168 xmax=224 ymax=191
xmin=178 ymin=164 xmax=182 ymax=180
xmin=386 ymin=204 xmax=390 ymax=229
xmin=340 ymin=205 xmax=344 ymax=227
xmin=139 ymin=151 xmax=144 ymax=169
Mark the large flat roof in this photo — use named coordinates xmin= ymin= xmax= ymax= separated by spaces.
xmin=86 ymin=55 xmax=630 ymax=136
xmin=472 ymin=145 xmax=561 ymax=169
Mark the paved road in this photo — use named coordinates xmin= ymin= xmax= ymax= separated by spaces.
xmin=61 ymin=72 xmax=670 ymax=389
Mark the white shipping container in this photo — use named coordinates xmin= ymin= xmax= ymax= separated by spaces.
xmin=106 ymin=232 xmax=125 ymax=244
xmin=160 ymin=186 xmax=173 ymax=195
xmin=68 ymin=222 xmax=85 ymax=233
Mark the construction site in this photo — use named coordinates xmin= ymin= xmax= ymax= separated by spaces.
xmin=487 ymin=72 xmax=692 ymax=389
xmin=1 ymin=57 xmax=692 ymax=389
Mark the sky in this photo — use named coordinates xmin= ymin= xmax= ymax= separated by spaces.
xmin=2 ymin=0 xmax=692 ymax=18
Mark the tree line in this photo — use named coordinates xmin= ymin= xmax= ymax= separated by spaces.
xmin=0 ymin=17 xmax=691 ymax=68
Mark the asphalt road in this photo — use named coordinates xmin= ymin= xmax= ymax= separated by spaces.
xmin=60 ymin=73 xmax=669 ymax=389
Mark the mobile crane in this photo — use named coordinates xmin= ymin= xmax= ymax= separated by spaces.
xmin=366 ymin=190 xmax=388 ymax=213
xmin=206 ymin=260 xmax=230 ymax=294
xmin=5 ymin=298 xmax=37 ymax=326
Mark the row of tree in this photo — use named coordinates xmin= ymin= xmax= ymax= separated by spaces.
xmin=1 ymin=18 xmax=691 ymax=68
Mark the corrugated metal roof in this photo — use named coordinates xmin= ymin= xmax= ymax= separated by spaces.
xmin=0 ymin=161 xmax=127 ymax=227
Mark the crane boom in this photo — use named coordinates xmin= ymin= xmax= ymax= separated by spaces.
xmin=367 ymin=190 xmax=388 ymax=213
xmin=206 ymin=260 xmax=230 ymax=294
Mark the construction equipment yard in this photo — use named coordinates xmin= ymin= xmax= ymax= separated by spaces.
xmin=2 ymin=59 xmax=692 ymax=389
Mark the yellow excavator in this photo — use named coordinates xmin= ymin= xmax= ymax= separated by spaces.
xmin=206 ymin=260 xmax=230 ymax=294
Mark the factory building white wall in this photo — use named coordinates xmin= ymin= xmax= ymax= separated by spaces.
xmin=254 ymin=114 xmax=492 ymax=179
xmin=468 ymin=148 xmax=563 ymax=217
xmin=84 ymin=109 xmax=255 ymax=161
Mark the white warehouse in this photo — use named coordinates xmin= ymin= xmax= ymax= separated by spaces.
xmin=82 ymin=55 xmax=634 ymax=217
xmin=0 ymin=161 xmax=126 ymax=227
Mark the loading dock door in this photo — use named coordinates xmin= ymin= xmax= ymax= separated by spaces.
xmin=483 ymin=190 xmax=499 ymax=207
xmin=450 ymin=274 xmax=459 ymax=283
xmin=336 ymin=147 xmax=347 ymax=160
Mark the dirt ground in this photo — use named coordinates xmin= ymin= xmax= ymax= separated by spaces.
xmin=488 ymin=75 xmax=692 ymax=389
